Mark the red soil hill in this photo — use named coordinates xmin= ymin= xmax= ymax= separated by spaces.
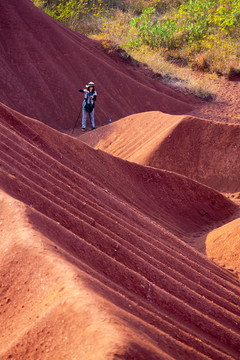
xmin=0 ymin=102 xmax=240 ymax=359
xmin=206 ymin=218 xmax=240 ymax=275
xmin=81 ymin=111 xmax=240 ymax=193
xmin=1 ymin=1 xmax=240 ymax=359
xmin=0 ymin=0 xmax=198 ymax=131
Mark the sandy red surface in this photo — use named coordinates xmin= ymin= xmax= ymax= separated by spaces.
xmin=1 ymin=102 xmax=240 ymax=359
xmin=1 ymin=1 xmax=240 ymax=360
xmin=81 ymin=112 xmax=240 ymax=194
xmin=206 ymin=218 xmax=240 ymax=275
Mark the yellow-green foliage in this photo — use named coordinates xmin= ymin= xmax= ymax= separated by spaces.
xmin=101 ymin=9 xmax=132 ymax=47
xmin=54 ymin=0 xmax=105 ymax=21
xmin=126 ymin=0 xmax=240 ymax=75
xmin=32 ymin=0 xmax=107 ymax=32
xmin=50 ymin=0 xmax=105 ymax=31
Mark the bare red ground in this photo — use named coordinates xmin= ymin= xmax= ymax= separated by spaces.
xmin=81 ymin=111 xmax=240 ymax=278
xmin=1 ymin=1 xmax=240 ymax=359
xmin=0 ymin=0 xmax=199 ymax=132
xmin=1 ymin=102 xmax=240 ymax=359
xmin=206 ymin=218 xmax=240 ymax=275
xmin=81 ymin=111 xmax=240 ymax=193
xmin=189 ymin=74 xmax=240 ymax=125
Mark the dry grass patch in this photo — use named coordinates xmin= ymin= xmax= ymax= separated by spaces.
xmin=129 ymin=47 xmax=217 ymax=99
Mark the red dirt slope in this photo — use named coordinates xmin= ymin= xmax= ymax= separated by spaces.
xmin=81 ymin=111 xmax=240 ymax=193
xmin=0 ymin=192 xmax=126 ymax=360
xmin=206 ymin=218 xmax=240 ymax=275
xmin=0 ymin=102 xmax=240 ymax=359
xmin=0 ymin=0 xmax=199 ymax=132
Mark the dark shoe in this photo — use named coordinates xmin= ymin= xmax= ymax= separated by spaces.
xmin=91 ymin=127 xmax=96 ymax=130
xmin=82 ymin=128 xmax=86 ymax=131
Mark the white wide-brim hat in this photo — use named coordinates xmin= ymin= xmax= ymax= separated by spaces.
xmin=86 ymin=81 xmax=95 ymax=88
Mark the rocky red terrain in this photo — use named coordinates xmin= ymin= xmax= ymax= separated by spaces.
xmin=0 ymin=0 xmax=240 ymax=359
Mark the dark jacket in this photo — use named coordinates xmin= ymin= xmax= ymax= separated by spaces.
xmin=78 ymin=89 xmax=97 ymax=113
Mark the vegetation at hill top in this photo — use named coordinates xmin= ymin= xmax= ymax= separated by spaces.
xmin=33 ymin=0 xmax=240 ymax=99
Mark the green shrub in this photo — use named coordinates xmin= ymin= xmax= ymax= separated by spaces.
xmin=128 ymin=0 xmax=240 ymax=48
xmin=126 ymin=0 xmax=240 ymax=75
xmin=128 ymin=7 xmax=178 ymax=49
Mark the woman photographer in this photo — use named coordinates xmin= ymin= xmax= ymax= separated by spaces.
xmin=78 ymin=81 xmax=97 ymax=131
